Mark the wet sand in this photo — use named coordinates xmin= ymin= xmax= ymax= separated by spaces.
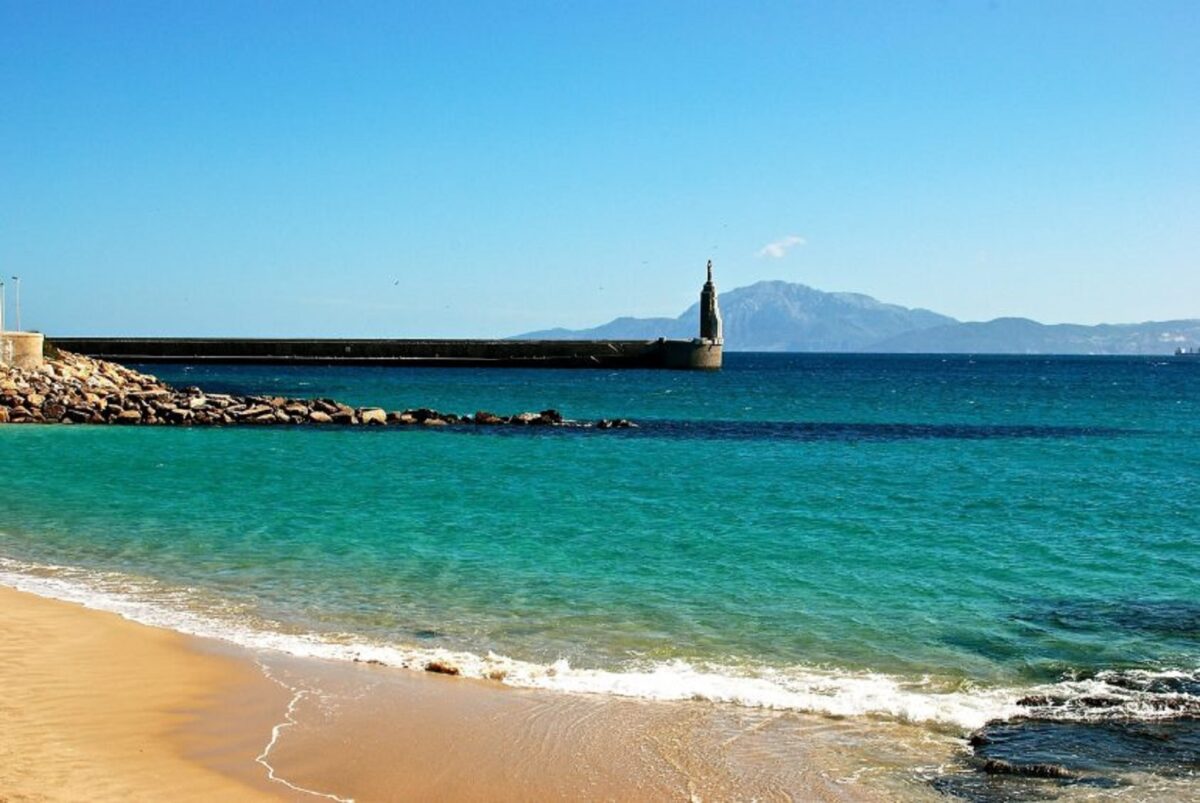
xmin=0 ymin=585 xmax=949 ymax=801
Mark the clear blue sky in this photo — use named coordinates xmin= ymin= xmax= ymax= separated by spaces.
xmin=1 ymin=1 xmax=1196 ymax=336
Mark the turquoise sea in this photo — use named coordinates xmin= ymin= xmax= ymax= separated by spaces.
xmin=2 ymin=354 xmax=1198 ymax=791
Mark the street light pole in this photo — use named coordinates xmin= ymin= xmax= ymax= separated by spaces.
xmin=11 ymin=276 xmax=19 ymax=331
xmin=0 ymin=280 xmax=5 ymax=334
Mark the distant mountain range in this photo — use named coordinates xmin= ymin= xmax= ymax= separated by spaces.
xmin=514 ymin=280 xmax=1200 ymax=354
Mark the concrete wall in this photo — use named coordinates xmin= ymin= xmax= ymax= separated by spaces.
xmin=661 ymin=339 xmax=723 ymax=370
xmin=0 ymin=332 xmax=45 ymax=371
xmin=50 ymin=336 xmax=722 ymax=370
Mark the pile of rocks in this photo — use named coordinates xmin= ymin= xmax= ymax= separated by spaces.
xmin=0 ymin=350 xmax=637 ymax=429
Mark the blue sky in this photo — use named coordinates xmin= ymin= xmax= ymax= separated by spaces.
xmin=1 ymin=1 xmax=1196 ymax=336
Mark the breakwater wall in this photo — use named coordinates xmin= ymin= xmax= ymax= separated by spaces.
xmin=49 ymin=337 xmax=722 ymax=370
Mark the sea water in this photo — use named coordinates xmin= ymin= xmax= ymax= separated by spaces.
xmin=2 ymin=354 xmax=1197 ymax=793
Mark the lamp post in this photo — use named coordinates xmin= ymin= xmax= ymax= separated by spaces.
xmin=11 ymin=276 xmax=19 ymax=331
xmin=0 ymin=279 xmax=5 ymax=334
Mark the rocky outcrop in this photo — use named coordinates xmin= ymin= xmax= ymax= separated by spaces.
xmin=0 ymin=350 xmax=635 ymax=430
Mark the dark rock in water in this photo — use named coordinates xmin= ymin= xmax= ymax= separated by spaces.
xmin=313 ymin=399 xmax=339 ymax=415
xmin=538 ymin=408 xmax=562 ymax=424
xmin=1016 ymin=695 xmax=1052 ymax=708
xmin=967 ymin=731 xmax=991 ymax=748
xmin=927 ymin=772 xmax=1116 ymax=802
xmin=936 ymin=693 xmax=1200 ymax=801
xmin=972 ymin=718 xmax=1200 ymax=776
xmin=1015 ymin=669 xmax=1200 ymax=719
xmin=473 ymin=410 xmax=502 ymax=425
xmin=407 ymin=407 xmax=438 ymax=422
xmin=424 ymin=660 xmax=460 ymax=676
xmin=978 ymin=758 xmax=1076 ymax=779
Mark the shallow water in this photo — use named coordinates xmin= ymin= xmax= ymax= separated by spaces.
xmin=2 ymin=353 xmax=1198 ymax=795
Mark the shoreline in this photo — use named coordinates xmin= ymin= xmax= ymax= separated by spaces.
xmin=0 ymin=582 xmax=947 ymax=802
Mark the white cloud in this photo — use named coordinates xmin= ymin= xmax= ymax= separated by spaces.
xmin=756 ymin=235 xmax=806 ymax=259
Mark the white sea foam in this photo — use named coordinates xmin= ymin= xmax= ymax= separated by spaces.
xmin=2 ymin=557 xmax=1191 ymax=733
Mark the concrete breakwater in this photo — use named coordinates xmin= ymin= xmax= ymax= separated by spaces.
xmin=49 ymin=337 xmax=723 ymax=370
xmin=0 ymin=350 xmax=636 ymax=429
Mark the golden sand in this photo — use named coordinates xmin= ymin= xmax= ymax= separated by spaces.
xmin=0 ymin=586 xmax=283 ymax=802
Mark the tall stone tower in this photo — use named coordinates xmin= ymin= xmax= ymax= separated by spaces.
xmin=699 ymin=259 xmax=723 ymax=343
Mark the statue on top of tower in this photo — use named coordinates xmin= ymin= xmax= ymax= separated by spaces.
xmin=699 ymin=259 xmax=723 ymax=343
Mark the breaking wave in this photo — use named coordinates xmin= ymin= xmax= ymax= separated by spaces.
xmin=1 ymin=557 xmax=1193 ymax=735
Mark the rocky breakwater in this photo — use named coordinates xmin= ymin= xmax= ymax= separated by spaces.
xmin=0 ymin=350 xmax=637 ymax=430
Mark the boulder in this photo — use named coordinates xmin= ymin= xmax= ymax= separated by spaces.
xmin=234 ymin=404 xmax=273 ymax=419
xmin=360 ymin=408 xmax=387 ymax=425
xmin=309 ymin=410 xmax=333 ymax=424
xmin=115 ymin=409 xmax=142 ymax=424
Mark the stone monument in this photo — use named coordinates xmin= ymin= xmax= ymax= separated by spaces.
xmin=700 ymin=259 xmax=723 ymax=343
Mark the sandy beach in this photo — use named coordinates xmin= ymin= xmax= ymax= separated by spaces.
xmin=0 ymin=584 xmax=948 ymax=802
xmin=0 ymin=585 xmax=285 ymax=801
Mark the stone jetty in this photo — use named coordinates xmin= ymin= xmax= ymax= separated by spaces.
xmin=0 ymin=349 xmax=636 ymax=430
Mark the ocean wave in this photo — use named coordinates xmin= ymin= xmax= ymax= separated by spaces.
xmin=1013 ymin=668 xmax=1200 ymax=722
xmin=1 ymin=557 xmax=1193 ymax=734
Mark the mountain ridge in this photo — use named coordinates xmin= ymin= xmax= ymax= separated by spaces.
xmin=513 ymin=280 xmax=1200 ymax=355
